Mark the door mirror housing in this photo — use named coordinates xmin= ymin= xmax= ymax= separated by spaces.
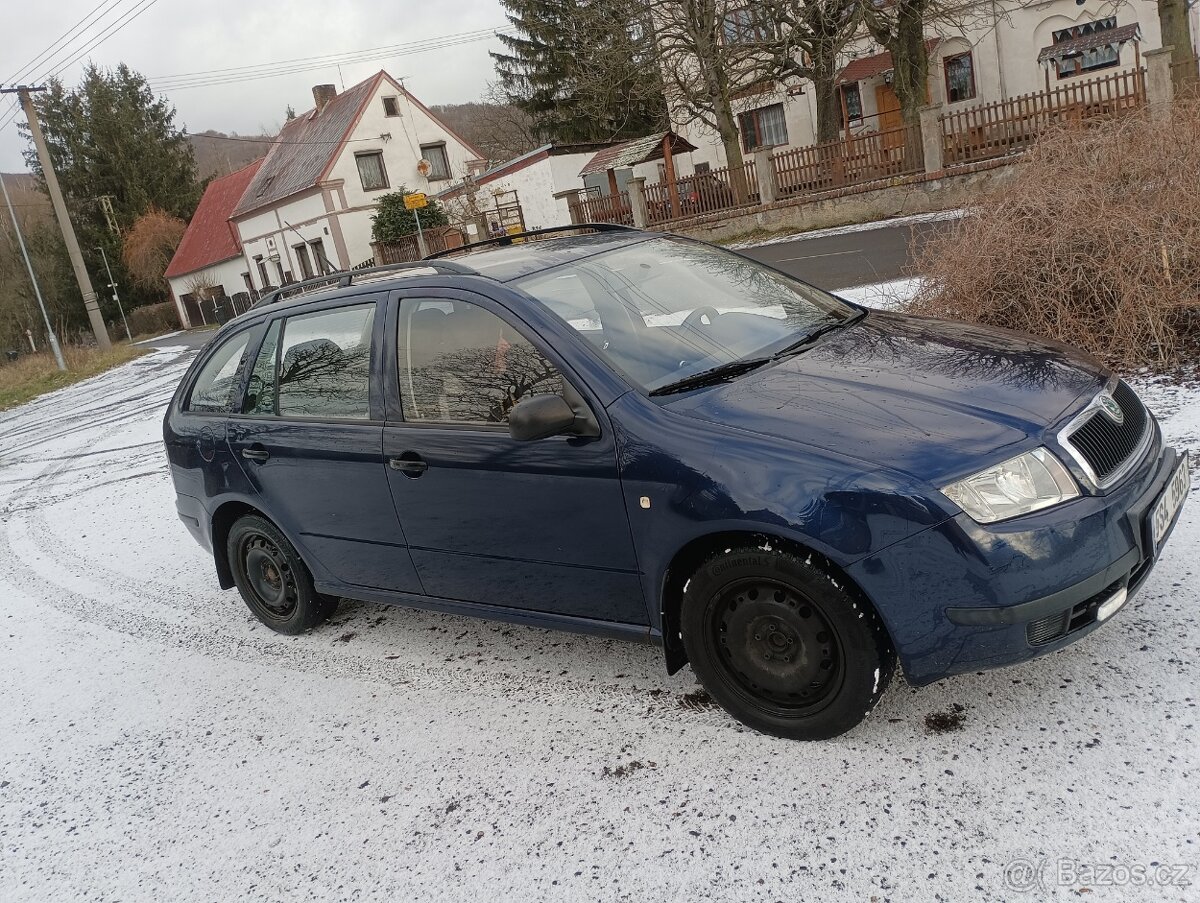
xmin=509 ymin=394 xmax=579 ymax=442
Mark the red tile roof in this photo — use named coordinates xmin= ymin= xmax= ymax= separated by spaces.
xmin=165 ymin=159 xmax=262 ymax=280
xmin=837 ymin=39 xmax=942 ymax=85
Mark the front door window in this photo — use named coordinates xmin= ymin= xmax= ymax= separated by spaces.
xmin=396 ymin=299 xmax=562 ymax=424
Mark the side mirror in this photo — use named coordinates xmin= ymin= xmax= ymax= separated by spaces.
xmin=508 ymin=394 xmax=579 ymax=442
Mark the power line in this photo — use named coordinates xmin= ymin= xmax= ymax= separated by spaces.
xmin=149 ymin=30 xmax=509 ymax=91
xmin=0 ymin=0 xmax=160 ymax=133
xmin=148 ymin=27 xmax=503 ymax=84
xmin=4 ymin=0 xmax=125 ymax=85
xmin=48 ymin=0 xmax=162 ymax=79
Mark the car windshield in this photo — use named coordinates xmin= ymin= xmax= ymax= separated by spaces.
xmin=512 ymin=237 xmax=857 ymax=392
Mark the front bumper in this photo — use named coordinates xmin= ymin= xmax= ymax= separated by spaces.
xmin=849 ymin=432 xmax=1185 ymax=685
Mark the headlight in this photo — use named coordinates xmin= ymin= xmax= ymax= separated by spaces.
xmin=942 ymin=447 xmax=1079 ymax=523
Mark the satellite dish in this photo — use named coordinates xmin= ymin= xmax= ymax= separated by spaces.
xmin=416 ymin=159 xmax=432 ymax=177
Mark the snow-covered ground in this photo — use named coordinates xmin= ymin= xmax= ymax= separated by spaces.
xmin=1 ymin=321 xmax=1198 ymax=902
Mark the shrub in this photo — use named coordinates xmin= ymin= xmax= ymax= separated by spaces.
xmin=906 ymin=105 xmax=1200 ymax=370
xmin=371 ymin=187 xmax=450 ymax=242
xmin=126 ymin=301 xmax=181 ymax=338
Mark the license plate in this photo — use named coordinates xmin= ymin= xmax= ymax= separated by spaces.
xmin=1151 ymin=453 xmax=1190 ymax=551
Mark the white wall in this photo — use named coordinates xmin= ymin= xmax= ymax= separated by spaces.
xmin=232 ymin=74 xmax=481 ymax=282
xmin=659 ymin=0 xmax=1189 ymax=162
xmin=325 ymin=77 xmax=481 ymax=212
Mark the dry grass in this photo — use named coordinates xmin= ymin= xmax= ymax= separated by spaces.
xmin=906 ymin=104 xmax=1200 ymax=370
xmin=0 ymin=344 xmax=146 ymax=413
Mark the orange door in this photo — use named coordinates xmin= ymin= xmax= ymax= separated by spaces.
xmin=875 ymin=84 xmax=904 ymax=149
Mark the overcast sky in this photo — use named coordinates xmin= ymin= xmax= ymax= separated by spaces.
xmin=1 ymin=0 xmax=509 ymax=172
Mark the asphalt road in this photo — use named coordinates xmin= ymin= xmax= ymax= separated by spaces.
xmin=739 ymin=219 xmax=947 ymax=290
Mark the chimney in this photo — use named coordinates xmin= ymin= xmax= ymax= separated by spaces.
xmin=312 ymin=84 xmax=337 ymax=115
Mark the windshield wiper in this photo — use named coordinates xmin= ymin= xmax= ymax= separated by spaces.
xmin=649 ymin=356 xmax=772 ymax=396
xmin=771 ymin=310 xmax=867 ymax=360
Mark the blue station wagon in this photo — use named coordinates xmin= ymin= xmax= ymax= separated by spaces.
xmin=164 ymin=225 xmax=1188 ymax=740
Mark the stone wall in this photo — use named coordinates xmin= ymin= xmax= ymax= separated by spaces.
xmin=659 ymin=158 xmax=1021 ymax=244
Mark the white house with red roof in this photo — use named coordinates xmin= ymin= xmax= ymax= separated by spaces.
xmin=230 ymin=71 xmax=484 ymax=291
xmin=164 ymin=159 xmax=263 ymax=329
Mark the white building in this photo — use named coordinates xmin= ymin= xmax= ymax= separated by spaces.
xmin=164 ymin=159 xmax=263 ymax=328
xmin=436 ymin=142 xmax=621 ymax=237
xmin=230 ymin=71 xmax=485 ymax=289
xmin=668 ymin=0 xmax=1200 ymax=171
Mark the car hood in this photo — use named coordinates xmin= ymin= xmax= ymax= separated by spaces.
xmin=660 ymin=311 xmax=1108 ymax=484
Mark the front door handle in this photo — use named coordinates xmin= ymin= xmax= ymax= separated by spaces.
xmin=388 ymin=453 xmax=428 ymax=477
xmin=242 ymin=447 xmax=270 ymax=463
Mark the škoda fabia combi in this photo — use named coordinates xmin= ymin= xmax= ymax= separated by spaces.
xmin=165 ymin=226 xmax=1187 ymax=740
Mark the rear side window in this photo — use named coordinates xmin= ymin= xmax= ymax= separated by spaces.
xmin=243 ymin=320 xmax=281 ymax=415
xmin=276 ymin=304 xmax=376 ymax=419
xmin=186 ymin=331 xmax=252 ymax=413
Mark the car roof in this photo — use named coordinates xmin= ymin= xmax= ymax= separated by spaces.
xmin=213 ymin=227 xmax=657 ymax=338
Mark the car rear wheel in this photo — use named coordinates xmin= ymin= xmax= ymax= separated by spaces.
xmin=681 ymin=545 xmax=895 ymax=740
xmin=227 ymin=514 xmax=337 ymax=635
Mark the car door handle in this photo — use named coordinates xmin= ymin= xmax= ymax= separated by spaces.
xmin=388 ymin=455 xmax=428 ymax=477
xmin=241 ymin=447 xmax=270 ymax=463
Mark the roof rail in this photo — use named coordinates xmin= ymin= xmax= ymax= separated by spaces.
xmin=254 ymin=258 xmax=479 ymax=307
xmin=426 ymin=222 xmax=641 ymax=260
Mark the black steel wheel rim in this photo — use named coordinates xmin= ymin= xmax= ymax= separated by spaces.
xmin=708 ymin=578 xmax=845 ymax=716
xmin=240 ymin=533 xmax=298 ymax=619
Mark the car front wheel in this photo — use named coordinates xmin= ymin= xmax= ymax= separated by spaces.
xmin=681 ymin=545 xmax=895 ymax=740
xmin=227 ymin=514 xmax=337 ymax=635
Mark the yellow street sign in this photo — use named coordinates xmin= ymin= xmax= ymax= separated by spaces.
xmin=404 ymin=192 xmax=428 ymax=210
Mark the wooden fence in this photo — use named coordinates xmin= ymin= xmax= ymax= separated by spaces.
xmin=771 ymin=124 xmax=922 ymax=197
xmin=568 ymin=68 xmax=1148 ymax=229
xmin=568 ymin=191 xmax=634 ymax=226
xmin=371 ymin=226 xmax=465 ymax=264
xmin=940 ymin=67 xmax=1146 ymax=165
xmin=644 ymin=161 xmax=759 ymax=225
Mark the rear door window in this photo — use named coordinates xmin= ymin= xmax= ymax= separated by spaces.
xmin=276 ymin=303 xmax=376 ymax=420
xmin=186 ymin=330 xmax=252 ymax=413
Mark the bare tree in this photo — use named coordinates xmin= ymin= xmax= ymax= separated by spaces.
xmin=651 ymin=0 xmax=862 ymax=197
xmin=1157 ymin=0 xmax=1199 ymax=92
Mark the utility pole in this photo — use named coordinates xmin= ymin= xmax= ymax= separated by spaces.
xmin=0 ymin=172 xmax=67 ymax=370
xmin=4 ymin=85 xmax=112 ymax=351
xmin=96 ymin=245 xmax=132 ymax=341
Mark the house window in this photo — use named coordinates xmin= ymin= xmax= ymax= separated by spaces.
xmin=723 ymin=7 xmax=775 ymax=44
xmin=420 ymin=143 xmax=451 ymax=181
xmin=694 ymin=161 xmax=711 ymax=174
xmin=842 ymin=84 xmax=863 ymax=122
xmin=1053 ymin=17 xmax=1121 ymax=79
xmin=382 ymin=96 xmax=400 ymax=117
xmin=254 ymin=255 xmax=270 ymax=288
xmin=943 ymin=52 xmax=976 ymax=103
xmin=356 ymin=151 xmax=389 ymax=191
xmin=293 ymin=243 xmax=314 ymax=280
xmin=738 ymin=103 xmax=788 ymax=152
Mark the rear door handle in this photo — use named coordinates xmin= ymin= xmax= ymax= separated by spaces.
xmin=242 ymin=448 xmax=270 ymax=463
xmin=388 ymin=454 xmax=428 ymax=477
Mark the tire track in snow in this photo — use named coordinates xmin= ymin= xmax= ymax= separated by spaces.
xmin=0 ymin=353 xmax=726 ymax=729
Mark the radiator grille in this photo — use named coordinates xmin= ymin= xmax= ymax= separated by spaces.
xmin=1063 ymin=382 xmax=1148 ymax=484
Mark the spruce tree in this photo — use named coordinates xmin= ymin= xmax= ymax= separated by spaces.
xmin=492 ymin=0 xmax=666 ymax=144
xmin=20 ymin=63 xmax=202 ymax=311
